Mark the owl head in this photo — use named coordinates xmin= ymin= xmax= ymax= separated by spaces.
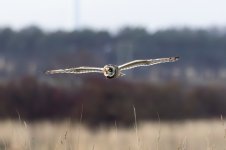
xmin=103 ymin=64 xmax=118 ymax=79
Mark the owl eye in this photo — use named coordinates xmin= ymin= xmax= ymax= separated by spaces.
xmin=108 ymin=68 xmax=113 ymax=72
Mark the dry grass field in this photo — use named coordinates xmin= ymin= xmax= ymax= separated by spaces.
xmin=0 ymin=119 xmax=226 ymax=150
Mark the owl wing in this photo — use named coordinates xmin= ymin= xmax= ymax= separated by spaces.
xmin=45 ymin=67 xmax=103 ymax=74
xmin=118 ymin=57 xmax=179 ymax=71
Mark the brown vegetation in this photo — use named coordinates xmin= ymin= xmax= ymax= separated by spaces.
xmin=0 ymin=77 xmax=226 ymax=126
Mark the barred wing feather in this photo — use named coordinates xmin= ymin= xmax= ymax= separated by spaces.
xmin=119 ymin=57 xmax=179 ymax=71
xmin=45 ymin=67 xmax=103 ymax=74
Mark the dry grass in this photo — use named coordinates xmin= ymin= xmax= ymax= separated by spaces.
xmin=0 ymin=120 xmax=226 ymax=150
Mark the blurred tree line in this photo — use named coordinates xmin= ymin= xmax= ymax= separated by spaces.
xmin=0 ymin=76 xmax=225 ymax=126
xmin=0 ymin=26 xmax=226 ymax=78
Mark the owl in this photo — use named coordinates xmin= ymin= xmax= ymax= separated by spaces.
xmin=45 ymin=56 xmax=179 ymax=79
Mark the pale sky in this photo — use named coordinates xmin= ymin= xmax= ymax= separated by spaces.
xmin=0 ymin=0 xmax=225 ymax=31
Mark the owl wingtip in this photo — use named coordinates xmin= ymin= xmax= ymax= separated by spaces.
xmin=170 ymin=56 xmax=179 ymax=61
xmin=44 ymin=70 xmax=51 ymax=75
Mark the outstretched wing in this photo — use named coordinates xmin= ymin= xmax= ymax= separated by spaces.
xmin=45 ymin=67 xmax=103 ymax=74
xmin=118 ymin=57 xmax=179 ymax=71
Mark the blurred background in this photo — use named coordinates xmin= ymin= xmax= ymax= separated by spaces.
xmin=0 ymin=0 xmax=226 ymax=149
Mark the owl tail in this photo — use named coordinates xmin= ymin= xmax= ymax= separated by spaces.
xmin=119 ymin=72 xmax=126 ymax=77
